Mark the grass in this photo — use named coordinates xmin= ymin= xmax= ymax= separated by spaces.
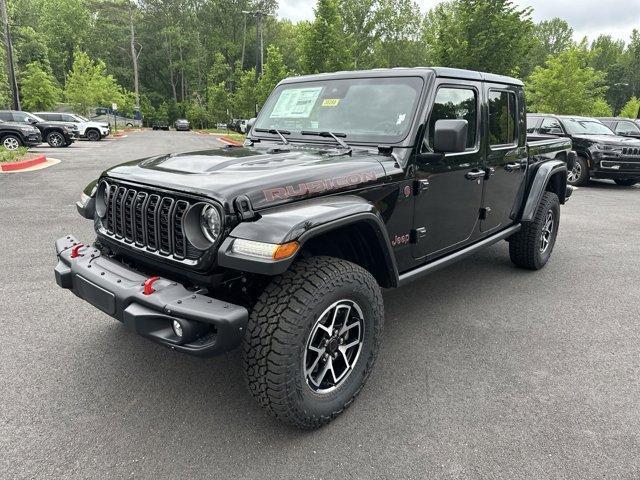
xmin=0 ymin=147 xmax=30 ymax=163
xmin=195 ymin=128 xmax=246 ymax=142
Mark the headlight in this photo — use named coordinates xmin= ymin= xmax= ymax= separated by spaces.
xmin=200 ymin=204 xmax=222 ymax=243
xmin=593 ymin=144 xmax=613 ymax=151
xmin=231 ymin=239 xmax=299 ymax=261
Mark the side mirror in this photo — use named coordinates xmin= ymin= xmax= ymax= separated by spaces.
xmin=247 ymin=117 xmax=256 ymax=134
xmin=27 ymin=117 xmax=38 ymax=124
xmin=433 ymin=119 xmax=468 ymax=153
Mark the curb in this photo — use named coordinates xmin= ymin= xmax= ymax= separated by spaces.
xmin=0 ymin=154 xmax=47 ymax=172
xmin=218 ymin=136 xmax=243 ymax=146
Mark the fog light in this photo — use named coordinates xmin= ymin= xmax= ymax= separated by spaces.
xmin=172 ymin=320 xmax=183 ymax=338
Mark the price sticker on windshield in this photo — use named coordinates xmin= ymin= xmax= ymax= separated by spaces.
xmin=322 ymin=99 xmax=340 ymax=107
xmin=270 ymin=87 xmax=322 ymax=118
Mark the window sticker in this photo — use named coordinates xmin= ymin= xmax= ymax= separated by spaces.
xmin=322 ymin=98 xmax=340 ymax=107
xmin=270 ymin=87 xmax=323 ymax=118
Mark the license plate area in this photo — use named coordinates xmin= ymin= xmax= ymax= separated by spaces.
xmin=75 ymin=275 xmax=116 ymax=315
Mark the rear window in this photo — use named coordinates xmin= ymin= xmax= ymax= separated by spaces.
xmin=488 ymin=90 xmax=517 ymax=146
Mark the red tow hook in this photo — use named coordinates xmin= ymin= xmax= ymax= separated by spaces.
xmin=70 ymin=243 xmax=85 ymax=258
xmin=143 ymin=276 xmax=161 ymax=295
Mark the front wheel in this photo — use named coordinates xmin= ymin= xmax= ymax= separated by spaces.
xmin=567 ymin=156 xmax=589 ymax=186
xmin=86 ymin=129 xmax=101 ymax=141
xmin=243 ymin=256 xmax=384 ymax=429
xmin=614 ymin=179 xmax=638 ymax=187
xmin=2 ymin=134 xmax=22 ymax=151
xmin=46 ymin=131 xmax=66 ymax=147
xmin=509 ymin=191 xmax=560 ymax=270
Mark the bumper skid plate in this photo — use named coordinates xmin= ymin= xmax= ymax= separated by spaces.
xmin=55 ymin=235 xmax=248 ymax=357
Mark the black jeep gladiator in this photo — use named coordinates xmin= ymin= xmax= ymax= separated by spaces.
xmin=528 ymin=113 xmax=640 ymax=187
xmin=55 ymin=68 xmax=572 ymax=429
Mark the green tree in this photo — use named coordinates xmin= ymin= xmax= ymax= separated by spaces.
xmin=428 ymin=0 xmax=534 ymax=76
xmin=65 ymin=50 xmax=125 ymax=115
xmin=589 ymin=35 xmax=628 ymax=113
xmin=527 ymin=47 xmax=609 ymax=116
xmin=521 ymin=18 xmax=574 ymax=78
xmin=256 ymin=45 xmax=290 ymax=106
xmin=620 ymin=96 xmax=640 ymax=119
xmin=231 ymin=68 xmax=257 ymax=119
xmin=207 ymin=81 xmax=229 ymax=124
xmin=301 ymin=0 xmax=348 ymax=74
xmin=19 ymin=62 xmax=61 ymax=111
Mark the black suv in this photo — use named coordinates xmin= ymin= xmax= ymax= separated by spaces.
xmin=528 ymin=114 xmax=640 ymax=186
xmin=0 ymin=119 xmax=42 ymax=150
xmin=56 ymin=68 xmax=572 ymax=429
xmin=597 ymin=117 xmax=640 ymax=139
xmin=0 ymin=110 xmax=78 ymax=147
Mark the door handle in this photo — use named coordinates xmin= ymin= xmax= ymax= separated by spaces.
xmin=465 ymin=169 xmax=486 ymax=180
xmin=505 ymin=162 xmax=522 ymax=172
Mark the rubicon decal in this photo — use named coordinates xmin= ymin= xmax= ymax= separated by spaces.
xmin=263 ymin=171 xmax=377 ymax=202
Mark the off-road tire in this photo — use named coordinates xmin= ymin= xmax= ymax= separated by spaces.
xmin=614 ymin=179 xmax=638 ymax=187
xmin=86 ymin=128 xmax=101 ymax=141
xmin=567 ymin=155 xmax=589 ymax=186
xmin=242 ymin=256 xmax=384 ymax=429
xmin=509 ymin=191 xmax=560 ymax=270
xmin=46 ymin=131 xmax=66 ymax=147
xmin=2 ymin=134 xmax=22 ymax=151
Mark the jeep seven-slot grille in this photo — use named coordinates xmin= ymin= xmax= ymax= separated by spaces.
xmin=103 ymin=183 xmax=196 ymax=261
xmin=622 ymin=147 xmax=640 ymax=156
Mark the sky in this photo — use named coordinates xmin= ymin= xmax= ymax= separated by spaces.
xmin=277 ymin=0 xmax=640 ymax=43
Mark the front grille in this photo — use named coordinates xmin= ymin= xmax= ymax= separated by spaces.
xmin=622 ymin=147 xmax=640 ymax=156
xmin=102 ymin=182 xmax=200 ymax=262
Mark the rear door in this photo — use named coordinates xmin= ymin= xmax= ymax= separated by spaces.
xmin=480 ymin=84 xmax=527 ymax=233
xmin=412 ymin=80 xmax=485 ymax=259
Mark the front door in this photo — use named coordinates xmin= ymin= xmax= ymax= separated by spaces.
xmin=412 ymin=81 xmax=485 ymax=259
xmin=480 ymin=85 xmax=527 ymax=232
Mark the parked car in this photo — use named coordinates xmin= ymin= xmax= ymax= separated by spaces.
xmin=174 ymin=118 xmax=190 ymax=131
xmin=228 ymin=118 xmax=248 ymax=133
xmin=58 ymin=67 xmax=572 ymax=429
xmin=0 ymin=119 xmax=42 ymax=150
xmin=597 ymin=117 xmax=640 ymax=139
xmin=152 ymin=122 xmax=170 ymax=131
xmin=528 ymin=114 xmax=640 ymax=186
xmin=35 ymin=112 xmax=110 ymax=141
xmin=91 ymin=107 xmax=142 ymax=128
xmin=0 ymin=110 xmax=78 ymax=147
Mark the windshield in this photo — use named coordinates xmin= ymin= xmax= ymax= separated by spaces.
xmin=562 ymin=118 xmax=614 ymax=135
xmin=254 ymin=76 xmax=424 ymax=144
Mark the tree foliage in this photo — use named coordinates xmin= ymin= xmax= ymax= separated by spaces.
xmin=19 ymin=62 xmax=61 ymax=110
xmin=620 ymin=96 xmax=640 ymax=119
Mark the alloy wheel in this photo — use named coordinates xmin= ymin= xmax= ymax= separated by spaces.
xmin=568 ymin=161 xmax=581 ymax=183
xmin=303 ymin=299 xmax=365 ymax=394
xmin=540 ymin=210 xmax=554 ymax=253
xmin=3 ymin=137 xmax=20 ymax=150
xmin=49 ymin=132 xmax=64 ymax=147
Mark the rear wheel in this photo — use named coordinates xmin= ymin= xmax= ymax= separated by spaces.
xmin=46 ymin=131 xmax=66 ymax=147
xmin=2 ymin=134 xmax=22 ymax=151
xmin=567 ymin=156 xmax=589 ymax=186
xmin=509 ymin=191 xmax=560 ymax=270
xmin=86 ymin=129 xmax=101 ymax=141
xmin=242 ymin=256 xmax=384 ymax=429
xmin=614 ymin=179 xmax=638 ymax=187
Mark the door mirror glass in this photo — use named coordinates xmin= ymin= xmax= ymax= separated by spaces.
xmin=433 ymin=119 xmax=468 ymax=153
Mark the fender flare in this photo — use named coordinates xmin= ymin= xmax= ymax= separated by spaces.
xmin=520 ymin=160 xmax=567 ymax=222
xmin=217 ymin=195 xmax=399 ymax=284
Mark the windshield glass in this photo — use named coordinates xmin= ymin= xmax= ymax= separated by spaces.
xmin=254 ymin=76 xmax=424 ymax=143
xmin=562 ymin=118 xmax=614 ymax=135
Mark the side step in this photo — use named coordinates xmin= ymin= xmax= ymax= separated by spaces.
xmin=398 ymin=224 xmax=521 ymax=287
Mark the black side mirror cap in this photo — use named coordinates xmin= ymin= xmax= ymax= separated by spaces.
xmin=433 ymin=119 xmax=468 ymax=153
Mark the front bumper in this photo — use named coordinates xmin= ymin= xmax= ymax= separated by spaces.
xmin=593 ymin=157 xmax=640 ymax=179
xmin=25 ymin=132 xmax=42 ymax=146
xmin=54 ymin=235 xmax=248 ymax=357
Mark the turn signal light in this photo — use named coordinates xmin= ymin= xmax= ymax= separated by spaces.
xmin=273 ymin=241 xmax=300 ymax=260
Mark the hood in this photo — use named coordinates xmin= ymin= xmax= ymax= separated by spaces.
xmin=103 ymin=146 xmax=390 ymax=211
xmin=573 ymin=134 xmax=640 ymax=147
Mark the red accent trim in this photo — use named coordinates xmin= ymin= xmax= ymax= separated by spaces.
xmin=70 ymin=243 xmax=85 ymax=258
xmin=143 ymin=276 xmax=161 ymax=295
xmin=218 ymin=136 xmax=242 ymax=146
xmin=0 ymin=154 xmax=47 ymax=172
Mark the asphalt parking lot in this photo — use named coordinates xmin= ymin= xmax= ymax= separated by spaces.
xmin=1 ymin=130 xmax=639 ymax=479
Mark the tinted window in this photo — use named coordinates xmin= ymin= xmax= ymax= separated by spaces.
xmin=615 ymin=121 xmax=640 ymax=134
xmin=428 ymin=87 xmax=477 ymax=149
xmin=0 ymin=111 xmax=12 ymax=121
xmin=488 ymin=90 xmax=517 ymax=145
xmin=37 ymin=113 xmax=55 ymax=121
xmin=540 ymin=117 xmax=563 ymax=134
xmin=62 ymin=114 xmax=78 ymax=122
xmin=13 ymin=112 xmax=33 ymax=123
xmin=526 ymin=116 xmax=541 ymax=133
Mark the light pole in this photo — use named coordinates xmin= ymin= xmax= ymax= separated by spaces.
xmin=241 ymin=10 xmax=274 ymax=82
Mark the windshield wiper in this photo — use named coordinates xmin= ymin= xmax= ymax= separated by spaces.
xmin=254 ymin=127 xmax=290 ymax=145
xmin=301 ymin=130 xmax=351 ymax=151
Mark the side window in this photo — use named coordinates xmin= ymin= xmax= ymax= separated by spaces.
xmin=62 ymin=114 xmax=77 ymax=122
xmin=615 ymin=121 xmax=639 ymax=135
xmin=12 ymin=112 xmax=32 ymax=123
xmin=0 ymin=111 xmax=12 ymax=121
xmin=427 ymin=87 xmax=478 ymax=150
xmin=38 ymin=113 xmax=53 ymax=121
xmin=540 ymin=117 xmax=563 ymax=135
xmin=488 ymin=90 xmax=517 ymax=146
xmin=526 ymin=117 xmax=541 ymax=133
